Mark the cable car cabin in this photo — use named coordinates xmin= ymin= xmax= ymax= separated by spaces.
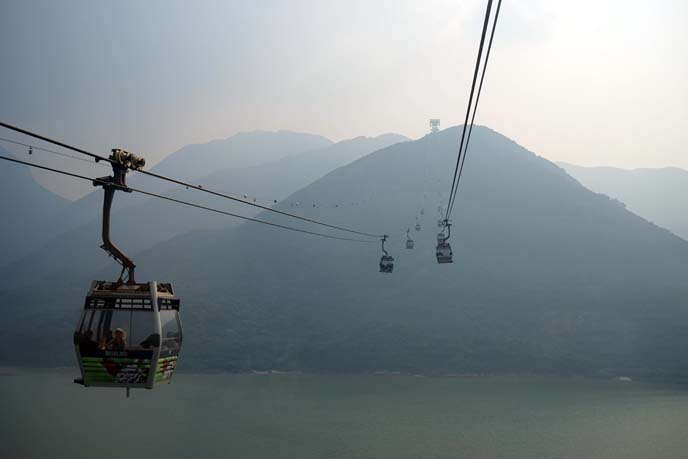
xmin=406 ymin=238 xmax=414 ymax=249
xmin=74 ymin=280 xmax=182 ymax=391
xmin=436 ymin=240 xmax=453 ymax=264
xmin=379 ymin=255 xmax=395 ymax=273
xmin=415 ymin=223 xmax=421 ymax=232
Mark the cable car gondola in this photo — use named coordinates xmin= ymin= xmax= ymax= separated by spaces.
xmin=406 ymin=228 xmax=414 ymax=250
xmin=73 ymin=149 xmax=182 ymax=396
xmin=379 ymin=235 xmax=394 ymax=273
xmin=415 ymin=221 xmax=421 ymax=232
xmin=436 ymin=220 xmax=453 ymax=264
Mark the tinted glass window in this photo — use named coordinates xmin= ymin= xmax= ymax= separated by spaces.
xmin=130 ymin=311 xmax=157 ymax=349
xmin=76 ymin=310 xmax=102 ymax=352
xmin=102 ymin=310 xmax=132 ymax=351
xmin=160 ymin=310 xmax=181 ymax=350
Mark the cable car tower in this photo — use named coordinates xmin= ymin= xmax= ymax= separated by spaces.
xmin=429 ymin=119 xmax=441 ymax=134
xmin=73 ymin=149 xmax=183 ymax=397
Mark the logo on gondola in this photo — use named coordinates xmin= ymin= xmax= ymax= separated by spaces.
xmin=115 ymin=366 xmax=146 ymax=384
xmin=101 ymin=359 xmax=147 ymax=384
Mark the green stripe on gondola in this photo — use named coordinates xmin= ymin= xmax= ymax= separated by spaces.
xmin=83 ymin=362 xmax=151 ymax=367
xmin=82 ymin=358 xmax=151 ymax=364
xmin=83 ymin=362 xmax=146 ymax=367
xmin=84 ymin=370 xmax=148 ymax=378
xmin=155 ymin=369 xmax=175 ymax=376
xmin=156 ymin=366 xmax=175 ymax=371
xmin=82 ymin=357 xmax=152 ymax=364
xmin=84 ymin=368 xmax=151 ymax=376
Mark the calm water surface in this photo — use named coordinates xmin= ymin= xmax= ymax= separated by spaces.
xmin=2 ymin=370 xmax=687 ymax=458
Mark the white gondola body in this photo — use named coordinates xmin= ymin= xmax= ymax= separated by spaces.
xmin=74 ymin=280 xmax=182 ymax=390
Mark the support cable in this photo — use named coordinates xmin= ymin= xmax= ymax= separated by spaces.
xmin=0 ymin=121 xmax=384 ymax=239
xmin=0 ymin=154 xmax=378 ymax=244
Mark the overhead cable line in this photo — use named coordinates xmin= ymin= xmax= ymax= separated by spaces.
xmin=447 ymin=0 xmax=502 ymax=218
xmin=0 ymin=154 xmax=378 ymax=244
xmin=2 ymin=137 xmax=306 ymax=208
xmin=445 ymin=0 xmax=493 ymax=219
xmin=0 ymin=136 xmax=110 ymax=169
xmin=0 ymin=121 xmax=384 ymax=239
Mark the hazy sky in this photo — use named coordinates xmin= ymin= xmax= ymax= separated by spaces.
xmin=1 ymin=0 xmax=686 ymax=198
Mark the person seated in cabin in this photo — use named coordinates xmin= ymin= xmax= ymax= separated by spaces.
xmin=108 ymin=328 xmax=128 ymax=351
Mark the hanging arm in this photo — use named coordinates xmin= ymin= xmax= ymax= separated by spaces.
xmin=94 ymin=149 xmax=145 ymax=285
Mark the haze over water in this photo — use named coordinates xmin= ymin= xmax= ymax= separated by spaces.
xmin=3 ymin=370 xmax=688 ymax=458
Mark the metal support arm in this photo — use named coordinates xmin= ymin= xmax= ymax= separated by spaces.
xmin=94 ymin=149 xmax=145 ymax=285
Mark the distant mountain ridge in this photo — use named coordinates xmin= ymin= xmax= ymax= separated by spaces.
xmin=0 ymin=133 xmax=408 ymax=288
xmin=2 ymin=126 xmax=686 ymax=378
xmin=0 ymin=146 xmax=69 ymax=265
xmin=149 ymin=129 xmax=333 ymax=188
xmin=560 ymin=163 xmax=688 ymax=241
xmin=0 ymin=129 xmax=337 ymax=269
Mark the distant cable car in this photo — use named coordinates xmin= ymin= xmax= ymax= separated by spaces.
xmin=73 ymin=149 xmax=182 ymax=397
xmin=420 ymin=208 xmax=425 ymax=216
xmin=415 ymin=221 xmax=421 ymax=232
xmin=406 ymin=229 xmax=414 ymax=250
xmin=379 ymin=235 xmax=394 ymax=273
xmin=436 ymin=220 xmax=453 ymax=264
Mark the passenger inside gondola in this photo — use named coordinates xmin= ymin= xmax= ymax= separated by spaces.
xmin=108 ymin=328 xmax=128 ymax=350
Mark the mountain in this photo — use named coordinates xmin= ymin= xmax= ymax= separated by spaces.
xmin=559 ymin=163 xmax=688 ymax=241
xmin=147 ymin=130 xmax=333 ymax=188
xmin=0 ymin=134 xmax=408 ymax=289
xmin=0 ymin=146 xmax=69 ymax=265
xmin=0 ymin=130 xmax=335 ymax=269
xmin=2 ymin=127 xmax=687 ymax=378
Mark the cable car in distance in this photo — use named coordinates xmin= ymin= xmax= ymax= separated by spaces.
xmin=379 ymin=235 xmax=394 ymax=273
xmin=73 ymin=149 xmax=183 ymax=396
xmin=406 ymin=228 xmax=414 ymax=250
xmin=436 ymin=219 xmax=453 ymax=264
xmin=415 ymin=222 xmax=421 ymax=232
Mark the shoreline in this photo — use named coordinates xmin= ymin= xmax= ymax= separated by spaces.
xmin=5 ymin=366 xmax=688 ymax=385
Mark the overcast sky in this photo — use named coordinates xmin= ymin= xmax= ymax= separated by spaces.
xmin=1 ymin=0 xmax=686 ymax=198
